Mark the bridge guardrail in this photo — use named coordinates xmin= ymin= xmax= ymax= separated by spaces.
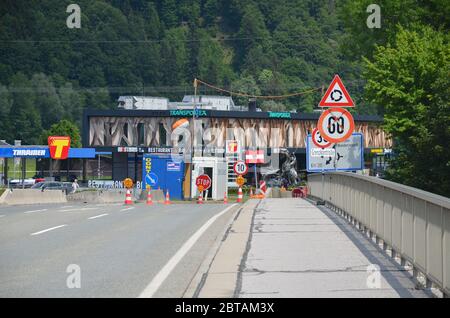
xmin=308 ymin=172 xmax=450 ymax=297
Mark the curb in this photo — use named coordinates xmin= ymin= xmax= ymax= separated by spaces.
xmin=183 ymin=198 xmax=261 ymax=298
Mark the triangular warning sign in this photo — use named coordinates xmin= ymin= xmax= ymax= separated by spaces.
xmin=319 ymin=75 xmax=354 ymax=107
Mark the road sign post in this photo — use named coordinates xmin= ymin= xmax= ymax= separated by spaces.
xmin=196 ymin=174 xmax=211 ymax=197
xmin=233 ymin=161 xmax=248 ymax=175
xmin=312 ymin=128 xmax=332 ymax=148
xmin=317 ymin=107 xmax=355 ymax=144
xmin=318 ymin=75 xmax=354 ymax=108
xmin=306 ymin=133 xmax=364 ymax=172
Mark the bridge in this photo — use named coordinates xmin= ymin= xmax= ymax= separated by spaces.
xmin=306 ymin=173 xmax=449 ymax=297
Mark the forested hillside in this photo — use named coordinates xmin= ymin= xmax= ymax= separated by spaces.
xmin=0 ymin=0 xmax=363 ymax=144
xmin=0 ymin=0 xmax=448 ymax=148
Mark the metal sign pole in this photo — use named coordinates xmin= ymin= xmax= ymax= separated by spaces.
xmin=254 ymin=163 xmax=258 ymax=192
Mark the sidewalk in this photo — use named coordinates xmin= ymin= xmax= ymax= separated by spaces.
xmin=237 ymin=198 xmax=430 ymax=298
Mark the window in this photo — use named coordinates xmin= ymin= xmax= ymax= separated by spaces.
xmin=138 ymin=123 xmax=145 ymax=146
xmin=159 ymin=123 xmax=166 ymax=146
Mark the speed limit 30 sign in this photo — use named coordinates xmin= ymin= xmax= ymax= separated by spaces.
xmin=318 ymin=107 xmax=354 ymax=143
xmin=233 ymin=161 xmax=248 ymax=175
xmin=312 ymin=128 xmax=332 ymax=148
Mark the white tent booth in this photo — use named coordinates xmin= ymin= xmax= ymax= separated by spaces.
xmin=191 ymin=157 xmax=228 ymax=200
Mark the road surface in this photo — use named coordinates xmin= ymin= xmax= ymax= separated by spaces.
xmin=237 ymin=198 xmax=431 ymax=298
xmin=0 ymin=202 xmax=236 ymax=297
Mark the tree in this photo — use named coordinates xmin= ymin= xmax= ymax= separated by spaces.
xmin=231 ymin=75 xmax=261 ymax=106
xmin=8 ymin=73 xmax=42 ymax=145
xmin=364 ymin=25 xmax=450 ymax=196
xmin=41 ymin=119 xmax=82 ymax=148
xmin=0 ymin=85 xmax=13 ymax=141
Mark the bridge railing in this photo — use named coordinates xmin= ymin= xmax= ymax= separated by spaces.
xmin=308 ymin=172 xmax=450 ymax=297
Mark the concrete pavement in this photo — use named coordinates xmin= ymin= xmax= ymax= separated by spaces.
xmin=0 ymin=202 xmax=239 ymax=297
xmin=195 ymin=198 xmax=432 ymax=298
xmin=238 ymin=198 xmax=430 ymax=297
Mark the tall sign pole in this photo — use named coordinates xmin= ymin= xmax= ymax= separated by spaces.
xmin=190 ymin=78 xmax=198 ymax=200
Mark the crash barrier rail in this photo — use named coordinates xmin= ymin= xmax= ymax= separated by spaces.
xmin=308 ymin=172 xmax=450 ymax=297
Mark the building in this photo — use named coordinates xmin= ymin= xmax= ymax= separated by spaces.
xmin=82 ymin=95 xmax=392 ymax=198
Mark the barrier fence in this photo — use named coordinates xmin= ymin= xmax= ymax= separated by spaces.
xmin=308 ymin=172 xmax=450 ymax=297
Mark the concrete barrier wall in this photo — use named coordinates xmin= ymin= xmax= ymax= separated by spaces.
xmin=4 ymin=189 xmax=67 ymax=205
xmin=67 ymin=190 xmax=127 ymax=203
xmin=0 ymin=189 xmax=10 ymax=204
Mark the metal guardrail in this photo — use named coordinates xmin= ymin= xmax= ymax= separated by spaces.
xmin=308 ymin=172 xmax=450 ymax=297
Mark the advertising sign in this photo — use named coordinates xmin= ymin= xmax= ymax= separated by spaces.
xmin=48 ymin=136 xmax=71 ymax=160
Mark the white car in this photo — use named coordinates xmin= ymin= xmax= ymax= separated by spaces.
xmin=9 ymin=178 xmax=36 ymax=188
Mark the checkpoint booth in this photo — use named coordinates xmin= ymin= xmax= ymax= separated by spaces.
xmin=190 ymin=157 xmax=228 ymax=200
xmin=142 ymin=154 xmax=186 ymax=200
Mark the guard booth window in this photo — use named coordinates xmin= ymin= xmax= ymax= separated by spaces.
xmin=138 ymin=123 xmax=145 ymax=146
xmin=159 ymin=123 xmax=167 ymax=146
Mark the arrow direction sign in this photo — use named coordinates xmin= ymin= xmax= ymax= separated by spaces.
xmin=307 ymin=133 xmax=364 ymax=172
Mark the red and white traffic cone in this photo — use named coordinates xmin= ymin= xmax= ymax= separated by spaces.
xmin=125 ymin=189 xmax=133 ymax=205
xmin=197 ymin=192 xmax=203 ymax=204
xmin=164 ymin=190 xmax=171 ymax=205
xmin=250 ymin=188 xmax=254 ymax=197
xmin=237 ymin=187 xmax=243 ymax=203
xmin=223 ymin=192 xmax=228 ymax=204
xmin=146 ymin=188 xmax=153 ymax=205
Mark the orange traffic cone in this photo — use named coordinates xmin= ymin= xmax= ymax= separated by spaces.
xmin=197 ymin=192 xmax=203 ymax=204
xmin=250 ymin=188 xmax=254 ymax=197
xmin=146 ymin=188 xmax=153 ymax=205
xmin=125 ymin=189 xmax=133 ymax=205
xmin=223 ymin=192 xmax=228 ymax=204
xmin=237 ymin=187 xmax=243 ymax=203
xmin=164 ymin=190 xmax=171 ymax=205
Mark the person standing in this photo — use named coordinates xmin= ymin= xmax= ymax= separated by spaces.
xmin=71 ymin=178 xmax=79 ymax=193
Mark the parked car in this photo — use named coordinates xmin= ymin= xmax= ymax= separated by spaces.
xmin=9 ymin=178 xmax=36 ymax=188
xmin=31 ymin=181 xmax=73 ymax=193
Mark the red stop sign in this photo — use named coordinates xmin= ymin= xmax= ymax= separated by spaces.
xmin=196 ymin=174 xmax=211 ymax=190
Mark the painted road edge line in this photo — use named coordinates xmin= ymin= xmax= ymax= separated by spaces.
xmin=138 ymin=203 xmax=237 ymax=298
xmin=88 ymin=213 xmax=109 ymax=220
xmin=24 ymin=209 xmax=48 ymax=214
xmin=30 ymin=224 xmax=67 ymax=236
xmin=120 ymin=207 xmax=135 ymax=212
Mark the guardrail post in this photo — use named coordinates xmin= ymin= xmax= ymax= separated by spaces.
xmin=400 ymin=257 xmax=407 ymax=267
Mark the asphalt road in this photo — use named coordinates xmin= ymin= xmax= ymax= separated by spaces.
xmin=0 ymin=202 xmax=236 ymax=297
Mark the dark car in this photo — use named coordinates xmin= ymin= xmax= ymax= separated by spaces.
xmin=31 ymin=181 xmax=73 ymax=193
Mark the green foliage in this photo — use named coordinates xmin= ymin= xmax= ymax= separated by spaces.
xmin=364 ymin=25 xmax=450 ymax=196
xmin=41 ymin=119 xmax=82 ymax=148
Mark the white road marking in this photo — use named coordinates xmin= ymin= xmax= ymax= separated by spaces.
xmin=59 ymin=207 xmax=97 ymax=212
xmin=31 ymin=224 xmax=67 ymax=236
xmin=138 ymin=204 xmax=237 ymax=298
xmin=24 ymin=209 xmax=48 ymax=214
xmin=120 ymin=207 xmax=135 ymax=212
xmin=88 ymin=213 xmax=109 ymax=220
xmin=60 ymin=205 xmax=73 ymax=208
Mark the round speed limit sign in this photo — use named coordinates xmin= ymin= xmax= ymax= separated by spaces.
xmin=318 ymin=107 xmax=354 ymax=143
xmin=312 ymin=128 xmax=332 ymax=148
xmin=233 ymin=161 xmax=248 ymax=175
